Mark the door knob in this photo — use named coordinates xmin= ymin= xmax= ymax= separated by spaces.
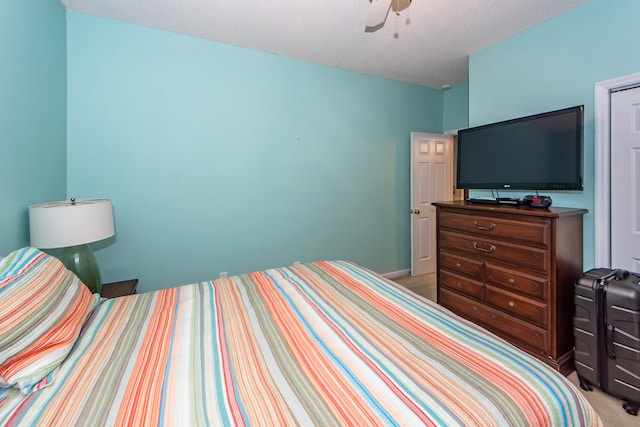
xmin=410 ymin=209 xmax=421 ymax=215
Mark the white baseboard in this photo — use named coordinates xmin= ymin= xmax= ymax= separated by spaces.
xmin=382 ymin=268 xmax=410 ymax=279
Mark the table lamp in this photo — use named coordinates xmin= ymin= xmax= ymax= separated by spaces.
xmin=29 ymin=198 xmax=115 ymax=294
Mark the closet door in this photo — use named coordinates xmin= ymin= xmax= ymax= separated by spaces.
xmin=611 ymin=86 xmax=640 ymax=271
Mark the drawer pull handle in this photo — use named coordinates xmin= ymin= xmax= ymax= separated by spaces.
xmin=456 ymin=262 xmax=462 ymax=268
xmin=508 ymin=300 xmax=516 ymax=308
xmin=473 ymin=221 xmax=496 ymax=231
xmin=472 ymin=241 xmax=496 ymax=253
xmin=509 ymin=278 xmax=516 ymax=284
xmin=457 ymin=283 xmax=463 ymax=288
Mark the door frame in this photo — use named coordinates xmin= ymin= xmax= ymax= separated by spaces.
xmin=594 ymin=71 xmax=640 ymax=267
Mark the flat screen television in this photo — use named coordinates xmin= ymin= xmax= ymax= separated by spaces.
xmin=456 ymin=105 xmax=584 ymax=191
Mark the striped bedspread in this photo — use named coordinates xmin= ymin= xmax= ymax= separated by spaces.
xmin=1 ymin=260 xmax=600 ymax=426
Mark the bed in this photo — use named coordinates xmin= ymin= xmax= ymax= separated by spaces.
xmin=1 ymin=247 xmax=601 ymax=426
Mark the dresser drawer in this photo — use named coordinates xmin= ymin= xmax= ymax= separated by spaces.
xmin=485 ymin=285 xmax=548 ymax=327
xmin=439 ymin=212 xmax=549 ymax=246
xmin=486 ymin=263 xmax=548 ymax=299
xmin=440 ymin=251 xmax=484 ymax=280
xmin=440 ymin=289 xmax=549 ymax=355
xmin=440 ymin=230 xmax=548 ymax=272
xmin=440 ymin=270 xmax=484 ymax=299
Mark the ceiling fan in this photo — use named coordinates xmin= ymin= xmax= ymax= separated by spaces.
xmin=365 ymin=0 xmax=412 ymax=32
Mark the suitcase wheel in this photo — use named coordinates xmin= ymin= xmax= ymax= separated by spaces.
xmin=623 ymin=401 xmax=639 ymax=416
xmin=577 ymin=375 xmax=593 ymax=392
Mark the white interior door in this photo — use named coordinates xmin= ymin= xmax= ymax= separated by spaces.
xmin=611 ymin=87 xmax=640 ymax=271
xmin=410 ymin=132 xmax=453 ymax=276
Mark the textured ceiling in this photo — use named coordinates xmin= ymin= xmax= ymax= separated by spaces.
xmin=61 ymin=0 xmax=589 ymax=89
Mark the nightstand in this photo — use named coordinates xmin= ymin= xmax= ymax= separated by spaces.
xmin=100 ymin=279 xmax=138 ymax=299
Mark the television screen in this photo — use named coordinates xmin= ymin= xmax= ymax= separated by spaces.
xmin=456 ymin=105 xmax=584 ymax=191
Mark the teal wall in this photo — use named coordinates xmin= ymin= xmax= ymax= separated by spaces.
xmin=443 ymin=83 xmax=469 ymax=132
xmin=66 ymin=13 xmax=443 ymax=291
xmin=0 ymin=0 xmax=67 ymax=255
xmin=468 ymin=0 xmax=640 ymax=268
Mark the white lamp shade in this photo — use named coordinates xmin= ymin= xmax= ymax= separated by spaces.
xmin=29 ymin=199 xmax=115 ymax=249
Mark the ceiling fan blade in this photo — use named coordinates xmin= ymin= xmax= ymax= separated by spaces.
xmin=365 ymin=0 xmax=392 ymax=30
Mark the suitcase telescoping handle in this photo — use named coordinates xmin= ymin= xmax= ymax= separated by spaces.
xmin=604 ymin=269 xmax=628 ymax=360
xmin=606 ymin=323 xmax=616 ymax=359
xmin=600 ymin=269 xmax=629 ymax=359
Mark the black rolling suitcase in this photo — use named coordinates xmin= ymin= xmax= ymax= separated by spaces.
xmin=573 ymin=268 xmax=640 ymax=415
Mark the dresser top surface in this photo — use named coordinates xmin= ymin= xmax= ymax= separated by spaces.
xmin=432 ymin=200 xmax=588 ymax=218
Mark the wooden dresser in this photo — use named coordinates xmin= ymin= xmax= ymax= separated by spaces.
xmin=433 ymin=200 xmax=587 ymax=374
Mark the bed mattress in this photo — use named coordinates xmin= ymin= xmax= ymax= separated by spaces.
xmin=1 ymin=256 xmax=601 ymax=426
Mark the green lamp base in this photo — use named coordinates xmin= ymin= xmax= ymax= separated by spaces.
xmin=58 ymin=244 xmax=102 ymax=294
